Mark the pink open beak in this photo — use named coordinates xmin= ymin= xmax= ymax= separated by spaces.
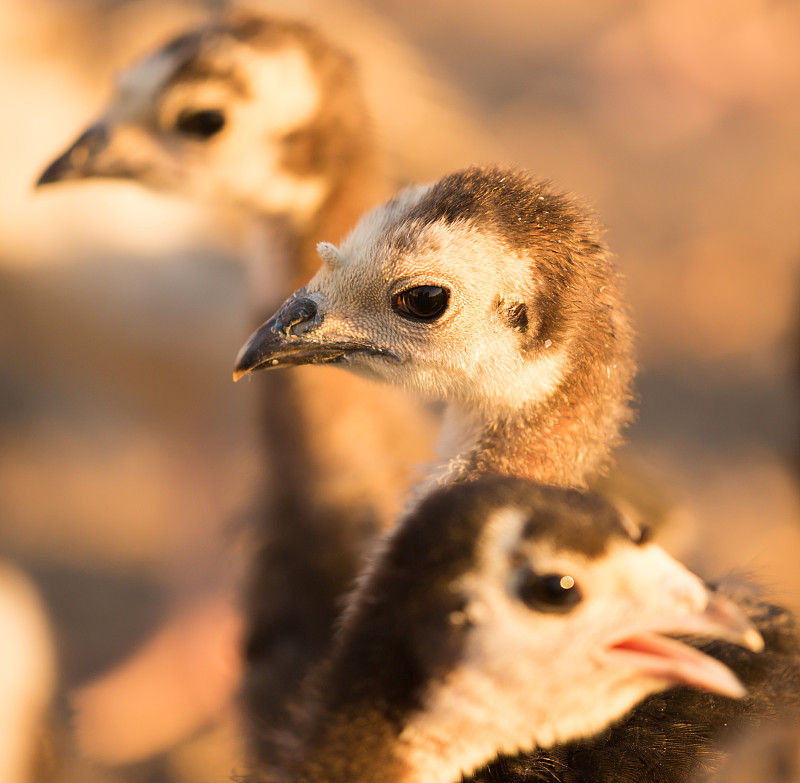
xmin=606 ymin=593 xmax=764 ymax=699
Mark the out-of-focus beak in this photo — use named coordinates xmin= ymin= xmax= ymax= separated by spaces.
xmin=233 ymin=295 xmax=398 ymax=381
xmin=605 ymin=592 xmax=764 ymax=699
xmin=36 ymin=123 xmax=111 ymax=186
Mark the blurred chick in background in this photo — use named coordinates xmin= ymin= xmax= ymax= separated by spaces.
xmin=0 ymin=563 xmax=56 ymax=783
xmin=35 ymin=1 xmax=499 ymax=772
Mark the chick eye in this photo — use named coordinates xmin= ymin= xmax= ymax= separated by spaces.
xmin=517 ymin=569 xmax=582 ymax=614
xmin=392 ymin=286 xmax=449 ymax=322
xmin=175 ymin=108 xmax=226 ymax=139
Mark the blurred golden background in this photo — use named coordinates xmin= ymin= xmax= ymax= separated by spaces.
xmin=0 ymin=0 xmax=798 ymax=781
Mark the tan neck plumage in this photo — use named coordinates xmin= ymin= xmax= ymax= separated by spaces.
xmin=434 ymin=342 xmax=634 ymax=491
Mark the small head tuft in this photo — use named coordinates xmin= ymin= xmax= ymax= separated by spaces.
xmin=317 ymin=241 xmax=343 ymax=269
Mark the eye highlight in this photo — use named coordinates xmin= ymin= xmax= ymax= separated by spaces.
xmin=517 ymin=568 xmax=582 ymax=614
xmin=392 ymin=286 xmax=450 ymax=322
xmin=175 ymin=108 xmax=226 ymax=139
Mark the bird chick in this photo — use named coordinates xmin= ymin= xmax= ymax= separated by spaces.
xmin=464 ymin=576 xmax=800 ymax=783
xmin=235 ymin=165 xmax=635 ymax=489
xmin=37 ymin=12 xmax=433 ymax=763
xmin=235 ymin=164 xmax=800 ymax=783
xmin=0 ymin=563 xmax=56 ymax=783
xmin=36 ymin=11 xmax=395 ymax=325
xmin=251 ymin=477 xmax=761 ymax=783
xmin=36 ymin=13 xmax=377 ymax=247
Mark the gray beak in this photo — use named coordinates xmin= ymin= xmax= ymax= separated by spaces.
xmin=233 ymin=295 xmax=397 ymax=381
xmin=36 ymin=123 xmax=112 ymax=187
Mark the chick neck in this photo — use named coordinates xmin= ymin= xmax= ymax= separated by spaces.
xmin=434 ymin=324 xmax=634 ymax=490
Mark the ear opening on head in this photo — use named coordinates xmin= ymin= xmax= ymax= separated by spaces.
xmin=317 ymin=241 xmax=343 ymax=269
xmin=494 ymin=297 xmax=530 ymax=334
xmin=494 ymin=289 xmax=567 ymax=356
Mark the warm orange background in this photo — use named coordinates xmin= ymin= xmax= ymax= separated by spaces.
xmin=0 ymin=1 xmax=798 ymax=781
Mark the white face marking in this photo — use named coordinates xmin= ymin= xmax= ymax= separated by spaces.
xmin=398 ymin=508 xmax=716 ymax=782
xmin=242 ymin=45 xmax=320 ymax=134
xmin=93 ymin=37 xmax=329 ymax=219
xmin=197 ymin=44 xmax=327 ymax=218
xmin=163 ymin=43 xmax=326 ymax=217
xmin=304 ymin=190 xmax=568 ymax=413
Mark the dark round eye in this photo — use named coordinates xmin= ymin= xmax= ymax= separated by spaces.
xmin=175 ymin=109 xmax=226 ymax=139
xmin=517 ymin=569 xmax=582 ymax=614
xmin=392 ymin=286 xmax=449 ymax=322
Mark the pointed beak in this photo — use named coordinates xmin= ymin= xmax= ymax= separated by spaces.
xmin=605 ymin=592 xmax=763 ymax=699
xmin=36 ymin=123 xmax=110 ymax=187
xmin=232 ymin=295 xmax=398 ymax=381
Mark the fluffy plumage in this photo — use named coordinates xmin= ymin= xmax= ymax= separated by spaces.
xmin=37 ymin=13 xmax=434 ymax=760
xmin=466 ymin=579 xmax=800 ymax=783
xmin=235 ymin=166 xmax=800 ymax=781
xmin=235 ymin=165 xmax=635 ymax=489
xmin=37 ymin=12 xmax=388 ymax=302
xmin=247 ymin=477 xmax=763 ymax=783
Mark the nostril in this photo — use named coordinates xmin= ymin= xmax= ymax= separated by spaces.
xmin=279 ymin=297 xmax=319 ymax=335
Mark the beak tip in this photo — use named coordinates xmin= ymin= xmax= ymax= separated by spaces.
xmin=233 ymin=344 xmax=255 ymax=382
xmin=37 ymin=123 xmax=109 ymax=188
xmin=35 ymin=155 xmax=75 ymax=188
xmin=743 ymin=628 xmax=765 ymax=654
xmin=35 ymin=166 xmax=60 ymax=188
xmin=703 ymin=592 xmax=765 ymax=653
xmin=726 ymin=677 xmax=749 ymax=700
